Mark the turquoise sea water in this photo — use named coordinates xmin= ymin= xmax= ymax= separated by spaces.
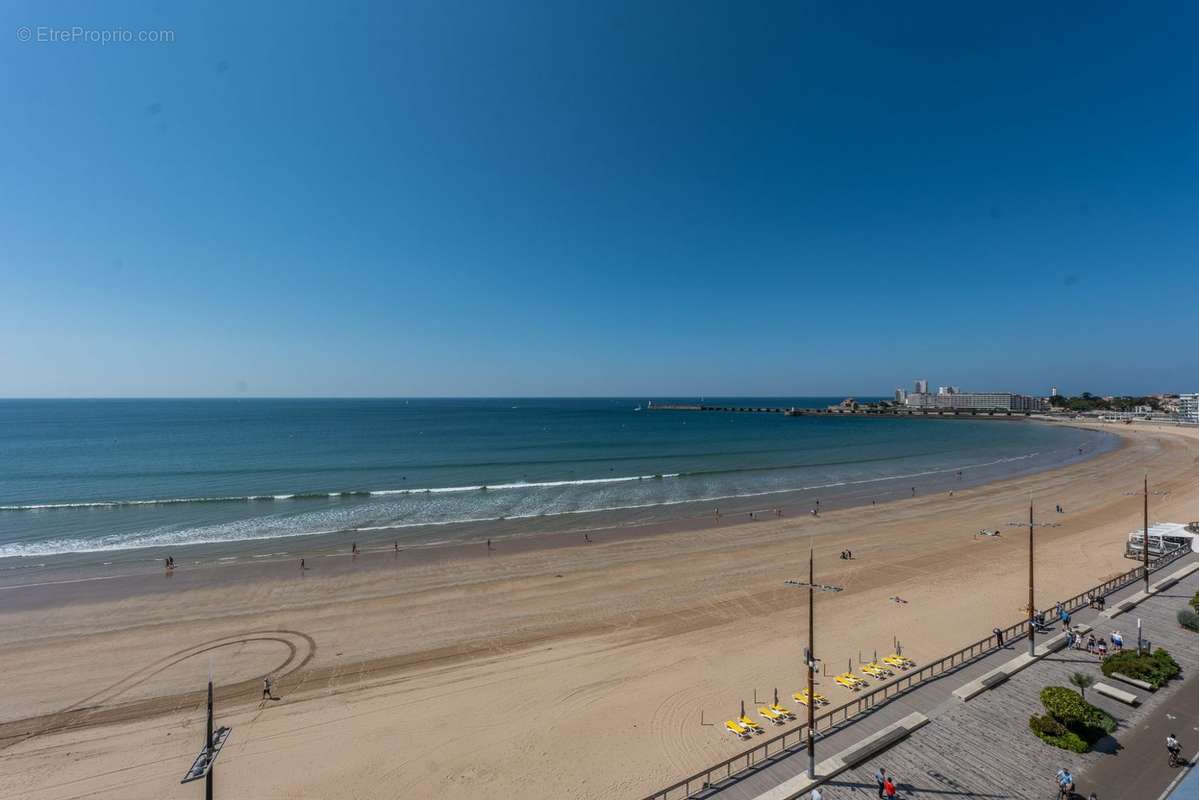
xmin=0 ymin=399 xmax=1114 ymax=561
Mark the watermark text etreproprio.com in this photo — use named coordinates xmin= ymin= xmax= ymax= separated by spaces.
xmin=16 ymin=25 xmax=175 ymax=44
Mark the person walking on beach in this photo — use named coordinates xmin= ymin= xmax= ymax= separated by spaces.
xmin=487 ymin=538 xmax=492 ymax=551
xmin=300 ymin=558 xmax=306 ymax=570
xmin=394 ymin=541 xmax=399 ymax=553
xmin=874 ymin=767 xmax=887 ymax=798
xmin=351 ymin=542 xmax=358 ymax=556
xmin=911 ymin=487 xmax=915 ymax=496
xmin=262 ymin=676 xmax=273 ymax=701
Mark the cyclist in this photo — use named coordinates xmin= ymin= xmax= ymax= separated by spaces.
xmin=1055 ymin=767 xmax=1074 ymax=798
xmin=1168 ymin=733 xmax=1182 ymax=765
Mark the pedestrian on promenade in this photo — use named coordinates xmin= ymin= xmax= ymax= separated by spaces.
xmin=1056 ymin=767 xmax=1074 ymax=798
xmin=993 ymin=626 xmax=1004 ymax=647
xmin=883 ymin=776 xmax=897 ymax=798
xmin=1061 ymin=609 xmax=1071 ymax=630
xmin=874 ymin=767 xmax=887 ymax=798
xmin=1112 ymin=630 xmax=1123 ymax=650
xmin=810 ymin=788 xmax=822 ymax=800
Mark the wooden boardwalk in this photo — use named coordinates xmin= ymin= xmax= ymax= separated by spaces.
xmin=692 ymin=554 xmax=1199 ymax=800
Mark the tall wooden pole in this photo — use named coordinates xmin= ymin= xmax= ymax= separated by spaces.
xmin=1028 ymin=501 xmax=1036 ymax=657
xmin=806 ymin=547 xmax=816 ymax=778
xmin=1143 ymin=473 xmax=1151 ymax=591
xmin=206 ymin=679 xmax=214 ymax=800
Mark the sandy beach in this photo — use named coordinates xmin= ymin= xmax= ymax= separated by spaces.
xmin=2 ymin=420 xmax=1197 ymax=800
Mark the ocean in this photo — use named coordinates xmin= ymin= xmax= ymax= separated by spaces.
xmin=0 ymin=398 xmax=1115 ymax=564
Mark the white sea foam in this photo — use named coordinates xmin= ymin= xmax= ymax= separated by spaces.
xmin=0 ymin=453 xmax=1045 ymax=559
xmin=0 ymin=473 xmax=682 ymax=511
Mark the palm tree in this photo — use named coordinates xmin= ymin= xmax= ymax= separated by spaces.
xmin=1070 ymin=672 xmax=1095 ymax=700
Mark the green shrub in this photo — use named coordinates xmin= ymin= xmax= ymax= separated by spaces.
xmin=1101 ymin=648 xmax=1181 ymax=689
xmin=1040 ymin=686 xmax=1116 ymax=734
xmin=1181 ymin=609 xmax=1199 ymax=632
xmin=1029 ymin=714 xmax=1089 ymax=752
xmin=1190 ymin=590 xmax=1199 ymax=613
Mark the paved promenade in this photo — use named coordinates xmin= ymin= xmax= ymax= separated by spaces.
xmin=693 ymin=553 xmax=1199 ymax=800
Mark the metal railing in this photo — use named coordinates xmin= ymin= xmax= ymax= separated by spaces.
xmin=641 ymin=544 xmax=1192 ymax=800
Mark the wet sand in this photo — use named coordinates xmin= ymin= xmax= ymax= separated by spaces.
xmin=0 ymin=421 xmax=1196 ymax=800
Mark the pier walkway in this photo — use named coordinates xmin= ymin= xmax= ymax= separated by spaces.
xmin=647 ymin=551 xmax=1199 ymax=800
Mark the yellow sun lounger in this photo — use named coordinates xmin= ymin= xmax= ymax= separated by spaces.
xmin=883 ymin=654 xmax=916 ymax=669
xmin=792 ymin=690 xmax=828 ymax=707
xmin=758 ymin=706 xmax=785 ymax=725
xmin=725 ymin=719 xmax=751 ymax=739
xmin=834 ymin=672 xmax=867 ymax=690
xmin=861 ymin=662 xmax=893 ymax=679
xmin=770 ymin=703 xmax=796 ymax=719
xmin=739 ymin=714 xmax=764 ymax=733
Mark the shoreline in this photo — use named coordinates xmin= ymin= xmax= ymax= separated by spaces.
xmin=0 ymin=419 xmax=1119 ymax=604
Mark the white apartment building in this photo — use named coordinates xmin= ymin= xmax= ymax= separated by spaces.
xmin=1181 ymin=393 xmax=1199 ymax=422
xmin=905 ymin=391 xmax=1046 ymax=412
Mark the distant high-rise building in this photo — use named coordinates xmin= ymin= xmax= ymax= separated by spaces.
xmin=1180 ymin=393 xmax=1199 ymax=422
xmin=894 ymin=388 xmax=907 ymax=403
xmin=1051 ymin=387 xmax=1058 ymax=397
xmin=914 ymin=378 xmax=928 ymax=394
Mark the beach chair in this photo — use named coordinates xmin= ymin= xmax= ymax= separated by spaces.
xmin=758 ymin=706 xmax=785 ymax=725
xmin=792 ymin=689 xmax=828 ymax=707
xmin=725 ymin=719 xmax=751 ymax=739
xmin=883 ymin=654 xmax=915 ymax=669
xmin=861 ymin=662 xmax=893 ymax=679
xmin=834 ymin=672 xmax=867 ymax=691
xmin=770 ymin=702 xmax=796 ymax=719
xmin=739 ymin=714 xmax=764 ymax=733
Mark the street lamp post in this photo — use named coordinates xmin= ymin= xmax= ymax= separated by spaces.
xmin=1124 ymin=474 xmax=1169 ymax=591
xmin=1006 ymin=502 xmax=1060 ymax=657
xmin=785 ymin=550 xmax=842 ymax=779
xmin=181 ymin=677 xmax=233 ymax=798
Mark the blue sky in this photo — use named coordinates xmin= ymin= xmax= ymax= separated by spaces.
xmin=2 ymin=1 xmax=1196 ymax=397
